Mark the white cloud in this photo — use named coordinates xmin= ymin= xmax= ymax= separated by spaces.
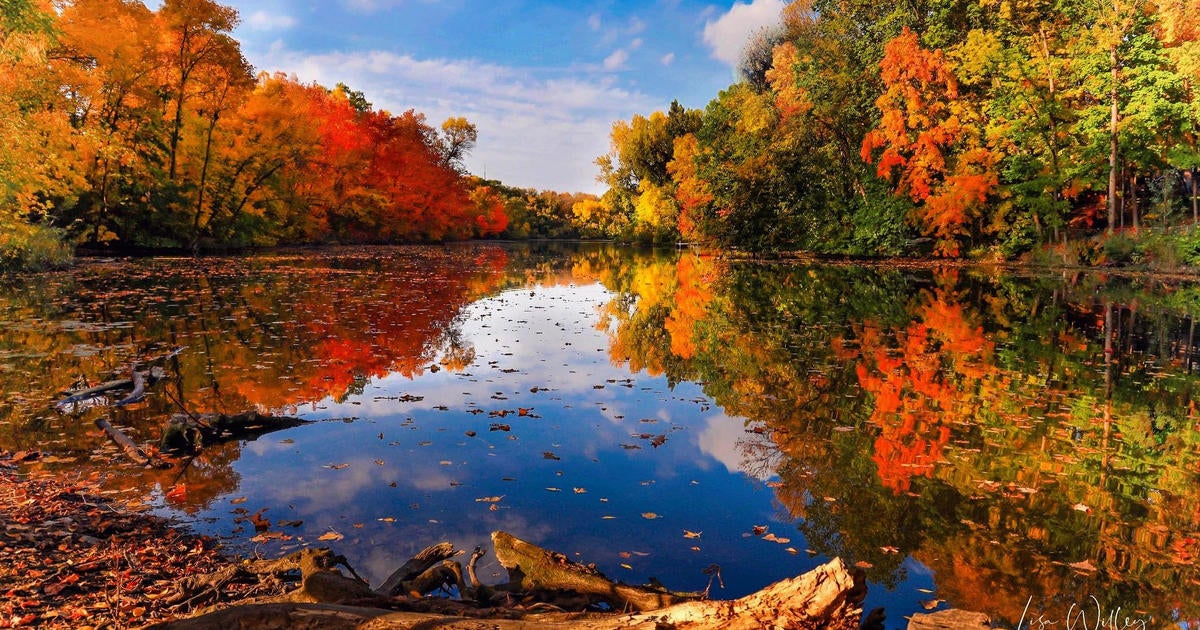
xmin=701 ymin=0 xmax=786 ymax=67
xmin=626 ymin=16 xmax=646 ymax=35
xmin=630 ymin=38 xmax=643 ymax=51
xmin=660 ymin=52 xmax=675 ymax=66
xmin=602 ymin=48 xmax=629 ymax=71
xmin=587 ymin=13 xmax=602 ymax=31
xmin=250 ymin=44 xmax=659 ymax=193
xmin=696 ymin=414 xmax=777 ymax=480
xmin=342 ymin=0 xmax=403 ymax=12
xmin=245 ymin=10 xmax=296 ymax=30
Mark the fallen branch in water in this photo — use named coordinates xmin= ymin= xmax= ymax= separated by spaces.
xmin=94 ymin=416 xmax=160 ymax=467
xmin=113 ymin=365 xmax=146 ymax=406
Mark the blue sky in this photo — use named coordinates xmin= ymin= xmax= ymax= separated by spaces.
xmin=219 ymin=0 xmax=788 ymax=193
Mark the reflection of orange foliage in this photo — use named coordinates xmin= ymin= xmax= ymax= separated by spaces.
xmin=665 ymin=255 xmax=715 ymax=359
xmin=846 ymin=285 xmax=993 ymax=493
xmin=209 ymin=248 xmax=510 ymax=410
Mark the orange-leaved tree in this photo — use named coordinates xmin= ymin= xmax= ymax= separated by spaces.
xmin=861 ymin=27 xmax=998 ymax=256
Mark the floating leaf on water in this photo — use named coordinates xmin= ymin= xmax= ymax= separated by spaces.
xmin=641 ymin=512 xmax=660 ymax=519
xmin=620 ymin=563 xmax=632 ymax=570
xmin=317 ymin=531 xmax=344 ymax=542
xmin=476 ymin=496 xmax=503 ymax=503
xmin=573 ymin=487 xmax=587 ymax=494
xmin=543 ymin=451 xmax=561 ymax=460
xmin=602 ymin=515 xmax=617 ymax=520
xmin=546 ymin=487 xmax=562 ymax=492
xmin=377 ymin=517 xmax=396 ymax=523
xmin=684 ymin=530 xmax=701 ymax=539
xmin=323 ymin=463 xmax=349 ymax=470
xmin=230 ymin=496 xmax=247 ymax=505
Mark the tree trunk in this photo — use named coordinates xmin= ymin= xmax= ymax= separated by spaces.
xmin=1129 ymin=173 xmax=1139 ymax=231
xmin=1107 ymin=44 xmax=1119 ymax=234
xmin=193 ymin=112 xmax=219 ymax=252
xmin=1185 ymin=166 xmax=1195 ymax=225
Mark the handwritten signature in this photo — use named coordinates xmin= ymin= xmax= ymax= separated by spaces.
xmin=1018 ymin=596 xmax=1151 ymax=630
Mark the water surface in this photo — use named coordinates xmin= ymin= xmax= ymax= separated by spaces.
xmin=2 ymin=244 xmax=1198 ymax=627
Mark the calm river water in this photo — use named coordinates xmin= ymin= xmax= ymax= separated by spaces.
xmin=2 ymin=243 xmax=1198 ymax=627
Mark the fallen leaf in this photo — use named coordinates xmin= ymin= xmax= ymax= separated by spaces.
xmin=641 ymin=512 xmax=660 ymax=519
xmin=318 ymin=531 xmax=344 ymax=542
xmin=683 ymin=530 xmax=702 ymax=539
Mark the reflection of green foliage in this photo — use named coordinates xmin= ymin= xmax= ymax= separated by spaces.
xmin=601 ymin=253 xmax=1200 ymax=618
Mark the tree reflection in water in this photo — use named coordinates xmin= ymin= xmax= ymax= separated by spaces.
xmin=2 ymin=245 xmax=1199 ymax=624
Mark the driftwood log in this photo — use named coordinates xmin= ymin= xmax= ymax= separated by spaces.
xmin=144 ymin=531 xmax=865 ymax=630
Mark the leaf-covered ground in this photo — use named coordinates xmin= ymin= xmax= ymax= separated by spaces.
xmin=0 ymin=452 xmax=289 ymax=629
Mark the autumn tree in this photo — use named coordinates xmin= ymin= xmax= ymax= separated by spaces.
xmin=861 ymin=27 xmax=998 ymax=256
xmin=157 ymin=0 xmax=242 ymax=182
xmin=0 ymin=0 xmax=74 ymax=269
xmin=440 ymin=116 xmax=478 ymax=171
xmin=54 ymin=0 xmax=165 ymax=245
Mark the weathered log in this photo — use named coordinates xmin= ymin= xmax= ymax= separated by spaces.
xmin=491 ymin=531 xmax=689 ymax=611
xmin=907 ymin=609 xmax=992 ymax=630
xmin=145 ymin=532 xmax=865 ymax=630
xmin=95 ymin=417 xmax=151 ymax=466
xmin=146 ymin=557 xmax=864 ymax=630
xmin=376 ymin=542 xmax=460 ymax=597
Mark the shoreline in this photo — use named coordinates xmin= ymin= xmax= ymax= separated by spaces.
xmin=0 ymin=459 xmax=288 ymax=629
